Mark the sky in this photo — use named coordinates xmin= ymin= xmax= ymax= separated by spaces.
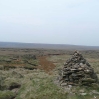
xmin=0 ymin=0 xmax=99 ymax=46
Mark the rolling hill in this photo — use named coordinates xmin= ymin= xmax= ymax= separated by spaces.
xmin=0 ymin=42 xmax=99 ymax=50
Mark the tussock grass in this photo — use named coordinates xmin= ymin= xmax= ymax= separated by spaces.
xmin=15 ymin=69 xmax=68 ymax=99
xmin=0 ymin=90 xmax=16 ymax=99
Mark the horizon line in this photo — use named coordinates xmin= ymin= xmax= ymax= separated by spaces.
xmin=0 ymin=41 xmax=99 ymax=47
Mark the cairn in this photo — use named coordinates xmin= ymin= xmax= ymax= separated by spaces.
xmin=60 ymin=51 xmax=98 ymax=86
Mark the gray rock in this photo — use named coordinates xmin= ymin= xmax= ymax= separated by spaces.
xmin=80 ymin=93 xmax=87 ymax=96
xmin=60 ymin=51 xmax=98 ymax=86
xmin=61 ymin=83 xmax=67 ymax=86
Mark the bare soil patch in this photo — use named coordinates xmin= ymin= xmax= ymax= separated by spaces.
xmin=38 ymin=56 xmax=56 ymax=73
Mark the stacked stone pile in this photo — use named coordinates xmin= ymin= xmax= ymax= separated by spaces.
xmin=60 ymin=51 xmax=98 ymax=86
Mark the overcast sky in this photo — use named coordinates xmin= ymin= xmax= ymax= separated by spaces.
xmin=0 ymin=0 xmax=99 ymax=46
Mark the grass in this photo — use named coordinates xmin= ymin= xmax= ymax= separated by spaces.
xmin=0 ymin=50 xmax=99 ymax=99
xmin=15 ymin=69 xmax=68 ymax=99
xmin=0 ymin=90 xmax=16 ymax=99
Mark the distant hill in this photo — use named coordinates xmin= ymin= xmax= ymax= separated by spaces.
xmin=0 ymin=42 xmax=99 ymax=50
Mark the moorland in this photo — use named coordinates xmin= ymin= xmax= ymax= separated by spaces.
xmin=0 ymin=48 xmax=99 ymax=99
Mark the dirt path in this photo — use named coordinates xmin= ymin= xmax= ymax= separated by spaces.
xmin=38 ymin=56 xmax=56 ymax=73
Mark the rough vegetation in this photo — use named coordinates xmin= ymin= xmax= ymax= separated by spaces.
xmin=0 ymin=48 xmax=99 ymax=99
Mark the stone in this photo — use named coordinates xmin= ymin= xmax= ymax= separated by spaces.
xmin=60 ymin=51 xmax=98 ymax=86
xmin=80 ymin=93 xmax=87 ymax=96
xmin=79 ymin=89 xmax=85 ymax=93
xmin=61 ymin=83 xmax=67 ymax=86
xmin=82 ymin=78 xmax=95 ymax=83
xmin=84 ymin=69 xmax=91 ymax=74
xmin=92 ymin=90 xmax=99 ymax=95
xmin=78 ymin=68 xmax=83 ymax=70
